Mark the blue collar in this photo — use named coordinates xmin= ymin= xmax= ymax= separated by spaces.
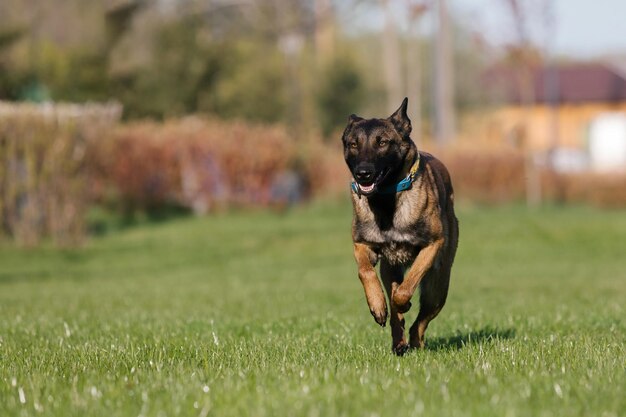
xmin=351 ymin=154 xmax=421 ymax=197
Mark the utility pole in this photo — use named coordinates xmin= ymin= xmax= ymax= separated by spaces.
xmin=405 ymin=1 xmax=428 ymax=144
xmin=543 ymin=0 xmax=559 ymax=153
xmin=433 ymin=0 xmax=455 ymax=145
xmin=381 ymin=0 xmax=403 ymax=113
xmin=314 ymin=0 xmax=335 ymax=66
xmin=505 ymin=0 xmax=541 ymax=206
xmin=279 ymin=32 xmax=304 ymax=138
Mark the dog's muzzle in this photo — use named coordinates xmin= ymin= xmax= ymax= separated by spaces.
xmin=353 ymin=167 xmax=389 ymax=196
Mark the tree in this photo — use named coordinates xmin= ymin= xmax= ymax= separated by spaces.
xmin=316 ymin=55 xmax=366 ymax=136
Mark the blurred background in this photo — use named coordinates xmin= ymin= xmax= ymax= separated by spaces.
xmin=1 ymin=0 xmax=626 ymax=245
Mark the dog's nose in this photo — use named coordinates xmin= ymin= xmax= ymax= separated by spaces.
xmin=355 ymin=169 xmax=375 ymax=182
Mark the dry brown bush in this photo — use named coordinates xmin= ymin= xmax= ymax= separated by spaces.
xmin=94 ymin=118 xmax=310 ymax=213
xmin=438 ymin=147 xmax=527 ymax=204
xmin=0 ymin=101 xmax=122 ymax=246
xmin=302 ymin=140 xmax=350 ymax=198
xmin=542 ymin=171 xmax=626 ymax=208
xmin=437 ymin=145 xmax=626 ymax=207
xmin=97 ymin=123 xmax=622 ymax=211
xmin=5 ymin=107 xmax=622 ymax=248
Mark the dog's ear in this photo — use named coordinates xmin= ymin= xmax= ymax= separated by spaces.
xmin=388 ymin=97 xmax=411 ymax=139
xmin=342 ymin=114 xmax=363 ymax=143
xmin=348 ymin=114 xmax=363 ymax=125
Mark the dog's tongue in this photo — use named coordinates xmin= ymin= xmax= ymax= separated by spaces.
xmin=359 ymin=183 xmax=375 ymax=193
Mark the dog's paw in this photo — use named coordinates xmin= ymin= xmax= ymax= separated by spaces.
xmin=409 ymin=340 xmax=425 ymax=350
xmin=395 ymin=300 xmax=412 ymax=314
xmin=392 ymin=341 xmax=410 ymax=356
xmin=392 ymin=289 xmax=412 ymax=314
xmin=369 ymin=302 xmax=388 ymax=327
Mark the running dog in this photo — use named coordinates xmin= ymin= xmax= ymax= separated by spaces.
xmin=342 ymin=98 xmax=459 ymax=355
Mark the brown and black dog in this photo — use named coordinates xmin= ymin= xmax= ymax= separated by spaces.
xmin=342 ymin=98 xmax=459 ymax=355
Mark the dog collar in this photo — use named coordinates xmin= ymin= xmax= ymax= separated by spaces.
xmin=351 ymin=153 xmax=421 ymax=196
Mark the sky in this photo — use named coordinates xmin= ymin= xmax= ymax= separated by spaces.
xmin=344 ymin=0 xmax=626 ymax=59
xmin=454 ymin=0 xmax=626 ymax=58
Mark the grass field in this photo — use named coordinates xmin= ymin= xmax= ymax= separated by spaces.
xmin=1 ymin=200 xmax=624 ymax=417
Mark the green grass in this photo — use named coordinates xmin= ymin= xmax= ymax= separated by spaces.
xmin=1 ymin=200 xmax=624 ymax=417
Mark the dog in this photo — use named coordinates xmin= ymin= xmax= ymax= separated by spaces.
xmin=342 ymin=98 xmax=459 ymax=355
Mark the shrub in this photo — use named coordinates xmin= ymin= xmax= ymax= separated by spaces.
xmin=0 ymin=101 xmax=122 ymax=245
xmin=94 ymin=118 xmax=308 ymax=214
xmin=542 ymin=171 xmax=626 ymax=208
xmin=437 ymin=146 xmax=626 ymax=207
xmin=440 ymin=147 xmax=527 ymax=204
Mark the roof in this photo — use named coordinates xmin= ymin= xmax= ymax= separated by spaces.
xmin=485 ymin=63 xmax=626 ymax=105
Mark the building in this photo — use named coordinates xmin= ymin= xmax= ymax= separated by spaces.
xmin=471 ymin=63 xmax=626 ymax=171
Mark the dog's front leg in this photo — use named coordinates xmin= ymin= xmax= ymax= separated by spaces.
xmin=392 ymin=239 xmax=444 ymax=313
xmin=354 ymin=243 xmax=387 ymax=327
xmin=381 ymin=260 xmax=409 ymax=356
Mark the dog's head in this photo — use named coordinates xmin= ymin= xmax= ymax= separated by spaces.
xmin=342 ymin=98 xmax=413 ymax=196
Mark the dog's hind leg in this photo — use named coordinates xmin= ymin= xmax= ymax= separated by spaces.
xmin=380 ymin=259 xmax=409 ymax=356
xmin=409 ymin=266 xmax=450 ymax=349
xmin=411 ymin=212 xmax=458 ymax=349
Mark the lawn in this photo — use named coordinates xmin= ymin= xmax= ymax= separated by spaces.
xmin=0 ymin=200 xmax=624 ymax=417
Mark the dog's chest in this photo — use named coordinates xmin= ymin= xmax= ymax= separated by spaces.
xmin=353 ymin=196 xmax=427 ymax=265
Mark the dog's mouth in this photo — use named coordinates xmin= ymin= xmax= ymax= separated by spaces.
xmin=355 ymin=169 xmax=389 ymax=196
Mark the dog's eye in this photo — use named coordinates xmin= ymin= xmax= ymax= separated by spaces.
xmin=379 ymin=139 xmax=389 ymax=146
xmin=349 ymin=142 xmax=358 ymax=149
